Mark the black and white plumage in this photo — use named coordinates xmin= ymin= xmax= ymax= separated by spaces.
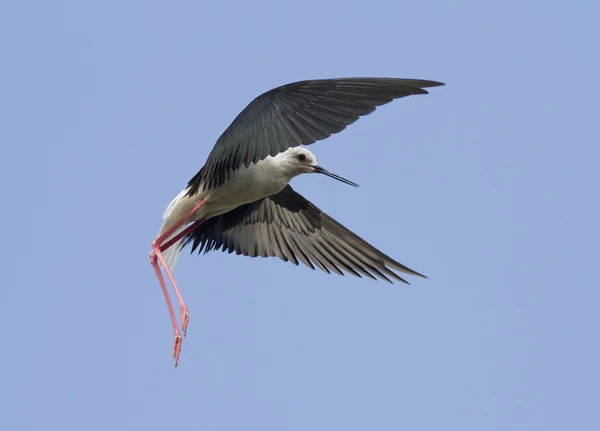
xmin=186 ymin=78 xmax=442 ymax=193
xmin=149 ymin=77 xmax=444 ymax=366
xmin=184 ymin=184 xmax=423 ymax=284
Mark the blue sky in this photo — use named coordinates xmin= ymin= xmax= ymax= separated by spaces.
xmin=2 ymin=1 xmax=599 ymax=430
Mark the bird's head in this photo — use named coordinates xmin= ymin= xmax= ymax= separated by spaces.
xmin=280 ymin=147 xmax=359 ymax=187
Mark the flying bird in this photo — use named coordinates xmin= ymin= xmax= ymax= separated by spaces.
xmin=149 ymin=77 xmax=444 ymax=366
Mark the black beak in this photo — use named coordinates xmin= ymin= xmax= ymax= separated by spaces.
xmin=313 ymin=165 xmax=359 ymax=188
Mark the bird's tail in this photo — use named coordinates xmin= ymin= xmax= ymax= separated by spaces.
xmin=157 ymin=187 xmax=191 ymax=272
xmin=160 ymin=225 xmax=186 ymax=271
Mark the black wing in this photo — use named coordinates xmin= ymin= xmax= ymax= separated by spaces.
xmin=187 ymin=77 xmax=444 ymax=194
xmin=183 ymin=185 xmax=427 ymax=284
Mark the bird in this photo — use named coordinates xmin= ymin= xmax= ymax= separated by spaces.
xmin=149 ymin=77 xmax=444 ymax=366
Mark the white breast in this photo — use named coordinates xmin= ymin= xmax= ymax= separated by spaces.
xmin=157 ymin=153 xmax=294 ymax=271
xmin=201 ymin=157 xmax=289 ymax=219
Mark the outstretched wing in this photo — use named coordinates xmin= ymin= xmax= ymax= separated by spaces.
xmin=183 ymin=185 xmax=427 ymax=284
xmin=187 ymin=78 xmax=444 ymax=193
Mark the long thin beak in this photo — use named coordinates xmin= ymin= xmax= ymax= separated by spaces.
xmin=313 ymin=165 xmax=359 ymax=188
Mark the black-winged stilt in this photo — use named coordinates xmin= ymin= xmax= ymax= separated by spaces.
xmin=149 ymin=77 xmax=444 ymax=366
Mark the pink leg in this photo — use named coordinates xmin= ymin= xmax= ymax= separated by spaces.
xmin=152 ymin=217 xmax=207 ymax=336
xmin=149 ymin=198 xmax=207 ymax=366
xmin=149 ymin=252 xmax=183 ymax=367
xmin=160 ymin=219 xmax=205 ymax=252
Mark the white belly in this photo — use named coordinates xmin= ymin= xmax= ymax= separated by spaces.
xmin=159 ymin=158 xmax=289 ymax=237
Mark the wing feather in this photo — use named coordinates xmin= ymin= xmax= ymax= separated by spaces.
xmin=184 ymin=185 xmax=427 ymax=284
xmin=186 ymin=78 xmax=444 ymax=194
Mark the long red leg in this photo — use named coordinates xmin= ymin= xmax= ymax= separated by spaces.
xmin=149 ymin=252 xmax=182 ymax=367
xmin=149 ymin=198 xmax=207 ymax=366
xmin=154 ymin=198 xmax=208 ymax=247
xmin=160 ymin=218 xmax=206 ymax=256
xmin=153 ymin=217 xmax=207 ymax=336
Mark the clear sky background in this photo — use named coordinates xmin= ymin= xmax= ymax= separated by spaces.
xmin=2 ymin=1 xmax=599 ymax=430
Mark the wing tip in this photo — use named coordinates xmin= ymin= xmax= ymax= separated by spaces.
xmin=420 ymin=80 xmax=445 ymax=88
xmin=375 ymin=261 xmax=429 ymax=284
xmin=384 ymin=267 xmax=428 ymax=285
xmin=387 ymin=260 xmax=428 ymax=280
xmin=406 ymin=79 xmax=445 ymax=95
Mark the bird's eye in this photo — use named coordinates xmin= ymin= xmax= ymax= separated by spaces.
xmin=297 ymin=153 xmax=306 ymax=162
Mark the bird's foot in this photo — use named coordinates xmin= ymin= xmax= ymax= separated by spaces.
xmin=173 ymin=334 xmax=183 ymax=367
xmin=180 ymin=306 xmax=189 ymax=337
